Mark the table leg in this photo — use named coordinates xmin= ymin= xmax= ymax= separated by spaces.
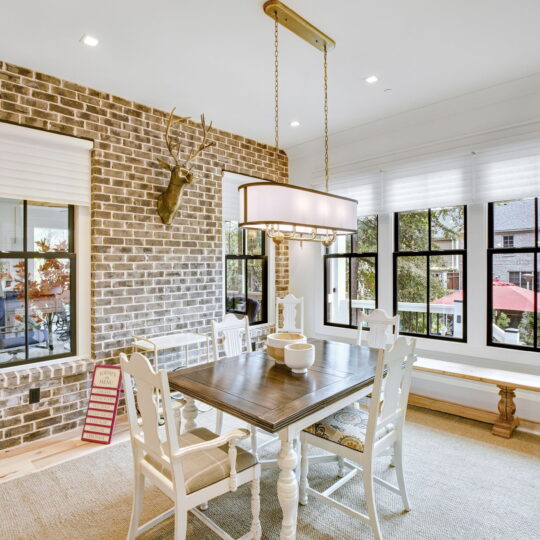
xmin=492 ymin=385 xmax=519 ymax=438
xmin=182 ymin=397 xmax=198 ymax=433
xmin=277 ymin=430 xmax=299 ymax=540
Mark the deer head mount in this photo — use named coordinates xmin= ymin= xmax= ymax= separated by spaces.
xmin=156 ymin=108 xmax=215 ymax=225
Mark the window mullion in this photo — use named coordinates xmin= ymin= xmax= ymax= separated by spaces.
xmin=348 ymin=255 xmax=353 ymax=327
xmin=24 ymin=256 xmax=29 ymax=360
xmin=243 ymin=258 xmax=248 ymax=318
xmin=426 ymin=253 xmax=430 ymax=337
xmin=535 ymin=199 xmax=538 ymax=350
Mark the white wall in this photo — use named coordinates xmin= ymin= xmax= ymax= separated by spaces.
xmin=287 ymin=73 xmax=540 ymax=424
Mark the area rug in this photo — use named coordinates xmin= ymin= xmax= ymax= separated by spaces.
xmin=0 ymin=407 xmax=539 ymax=539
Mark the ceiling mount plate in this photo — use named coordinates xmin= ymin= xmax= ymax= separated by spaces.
xmin=263 ymin=0 xmax=336 ymax=52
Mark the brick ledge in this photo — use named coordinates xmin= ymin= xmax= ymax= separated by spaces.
xmin=0 ymin=357 xmax=100 ymax=389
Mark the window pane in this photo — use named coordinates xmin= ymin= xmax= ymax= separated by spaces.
xmin=247 ymin=260 xmax=264 ymax=323
xmin=0 ymin=198 xmax=24 ymax=251
xmin=27 ymin=202 xmax=69 ymax=253
xmin=27 ymin=258 xmax=72 ymax=359
xmin=398 ymin=210 xmax=429 ymax=251
xmin=225 ymin=221 xmax=243 ymax=255
xmin=246 ymin=229 xmax=264 ymax=256
xmin=0 ymin=259 xmax=25 ymax=365
xmin=351 ymin=257 xmax=376 ymax=327
xmin=491 ymin=253 xmax=534 ymax=347
xmin=226 ymin=259 xmax=245 ymax=312
xmin=396 ymin=256 xmax=427 ymax=334
xmin=354 ymin=216 xmax=377 ymax=253
xmin=537 ymin=256 xmax=540 ymax=348
xmin=431 ymin=206 xmax=465 ymax=250
xmin=326 ymin=257 xmax=349 ymax=325
xmin=430 ymin=254 xmax=464 ymax=338
xmin=492 ymin=199 xmax=535 ymax=249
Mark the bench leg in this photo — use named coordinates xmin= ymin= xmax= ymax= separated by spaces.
xmin=492 ymin=385 xmax=519 ymax=438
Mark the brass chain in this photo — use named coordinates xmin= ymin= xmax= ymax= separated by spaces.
xmin=274 ymin=12 xmax=279 ymax=181
xmin=323 ymin=43 xmax=329 ymax=192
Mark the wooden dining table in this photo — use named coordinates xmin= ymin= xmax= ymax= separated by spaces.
xmin=168 ymin=338 xmax=379 ymax=540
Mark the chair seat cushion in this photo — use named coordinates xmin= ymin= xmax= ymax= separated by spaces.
xmin=304 ymin=406 xmax=393 ymax=453
xmin=145 ymin=427 xmax=256 ymax=494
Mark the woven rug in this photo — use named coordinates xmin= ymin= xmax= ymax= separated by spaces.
xmin=0 ymin=407 xmax=539 ymax=539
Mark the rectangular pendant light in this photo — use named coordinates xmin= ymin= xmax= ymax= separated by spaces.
xmin=238 ymin=182 xmax=357 ymax=235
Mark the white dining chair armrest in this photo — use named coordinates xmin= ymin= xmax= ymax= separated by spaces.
xmin=172 ymin=427 xmax=251 ymax=460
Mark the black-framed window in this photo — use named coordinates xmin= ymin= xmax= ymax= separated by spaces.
xmin=224 ymin=221 xmax=267 ymax=325
xmin=393 ymin=206 xmax=466 ymax=341
xmin=488 ymin=198 xmax=539 ymax=350
xmin=503 ymin=235 xmax=514 ymax=248
xmin=0 ymin=199 xmax=76 ymax=367
xmin=324 ymin=216 xmax=378 ymax=328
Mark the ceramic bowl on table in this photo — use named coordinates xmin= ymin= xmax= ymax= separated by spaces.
xmin=284 ymin=343 xmax=315 ymax=374
xmin=266 ymin=332 xmax=306 ymax=364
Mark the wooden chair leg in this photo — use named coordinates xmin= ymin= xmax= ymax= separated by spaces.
xmin=251 ymin=426 xmax=259 ymax=461
xmin=250 ymin=473 xmax=262 ymax=540
xmin=363 ymin=461 xmax=382 ymax=540
xmin=492 ymin=385 xmax=520 ymax=438
xmin=389 ymin=444 xmax=396 ymax=468
xmin=174 ymin=505 xmax=188 ymax=540
xmin=337 ymin=456 xmax=346 ymax=478
xmin=127 ymin=470 xmax=144 ymax=540
xmin=299 ymin=440 xmax=309 ymax=506
xmin=393 ymin=438 xmax=410 ymax=511
xmin=215 ymin=410 xmax=224 ymax=435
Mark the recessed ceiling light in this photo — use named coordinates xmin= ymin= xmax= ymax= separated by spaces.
xmin=365 ymin=75 xmax=378 ymax=84
xmin=290 ymin=120 xmax=300 ymax=127
xmin=384 ymin=88 xmax=392 ymax=93
xmin=80 ymin=34 xmax=99 ymax=47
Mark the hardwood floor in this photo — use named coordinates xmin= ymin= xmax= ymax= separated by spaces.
xmin=0 ymin=416 xmax=130 ymax=485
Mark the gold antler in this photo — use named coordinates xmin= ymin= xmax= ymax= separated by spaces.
xmin=158 ymin=108 xmax=191 ymax=170
xmin=185 ymin=114 xmax=216 ymax=169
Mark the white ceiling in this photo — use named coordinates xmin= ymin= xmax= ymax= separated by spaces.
xmin=2 ymin=0 xmax=540 ymax=148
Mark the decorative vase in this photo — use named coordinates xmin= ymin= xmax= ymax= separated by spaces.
xmin=284 ymin=343 xmax=315 ymax=374
xmin=266 ymin=332 xmax=306 ymax=364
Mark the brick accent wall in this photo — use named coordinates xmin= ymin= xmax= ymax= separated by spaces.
xmin=0 ymin=61 xmax=289 ymax=450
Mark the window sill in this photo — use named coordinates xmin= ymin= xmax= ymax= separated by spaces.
xmin=249 ymin=322 xmax=275 ymax=334
xmin=0 ymin=355 xmax=97 ymax=388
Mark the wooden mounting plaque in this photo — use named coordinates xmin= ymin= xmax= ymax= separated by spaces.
xmin=81 ymin=365 xmax=122 ymax=445
xmin=263 ymin=0 xmax=336 ymax=52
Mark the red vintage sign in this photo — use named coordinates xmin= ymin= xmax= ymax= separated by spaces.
xmin=81 ymin=365 xmax=122 ymax=444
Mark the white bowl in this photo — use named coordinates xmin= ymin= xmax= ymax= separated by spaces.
xmin=266 ymin=332 xmax=306 ymax=364
xmin=284 ymin=343 xmax=315 ymax=374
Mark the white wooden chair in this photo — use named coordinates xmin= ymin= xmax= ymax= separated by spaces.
xmin=120 ymin=352 xmax=261 ymax=540
xmin=212 ymin=314 xmax=277 ymax=465
xmin=276 ymin=294 xmax=304 ymax=334
xmin=356 ymin=309 xmax=400 ymax=415
xmin=357 ymin=309 xmax=399 ymax=349
xmin=299 ymin=337 xmax=416 ymax=540
xmin=212 ymin=314 xmax=252 ymax=435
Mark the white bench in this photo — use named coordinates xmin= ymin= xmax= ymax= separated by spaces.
xmin=412 ymin=358 xmax=540 ymax=438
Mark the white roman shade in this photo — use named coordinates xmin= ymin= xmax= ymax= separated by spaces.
xmin=313 ymin=137 xmax=540 ymax=215
xmin=383 ymin=154 xmax=473 ymax=213
xmin=325 ymin=171 xmax=382 ymax=217
xmin=222 ymin=171 xmax=258 ymax=222
xmin=474 ymin=139 xmax=540 ymax=203
xmin=0 ymin=122 xmax=92 ymax=206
